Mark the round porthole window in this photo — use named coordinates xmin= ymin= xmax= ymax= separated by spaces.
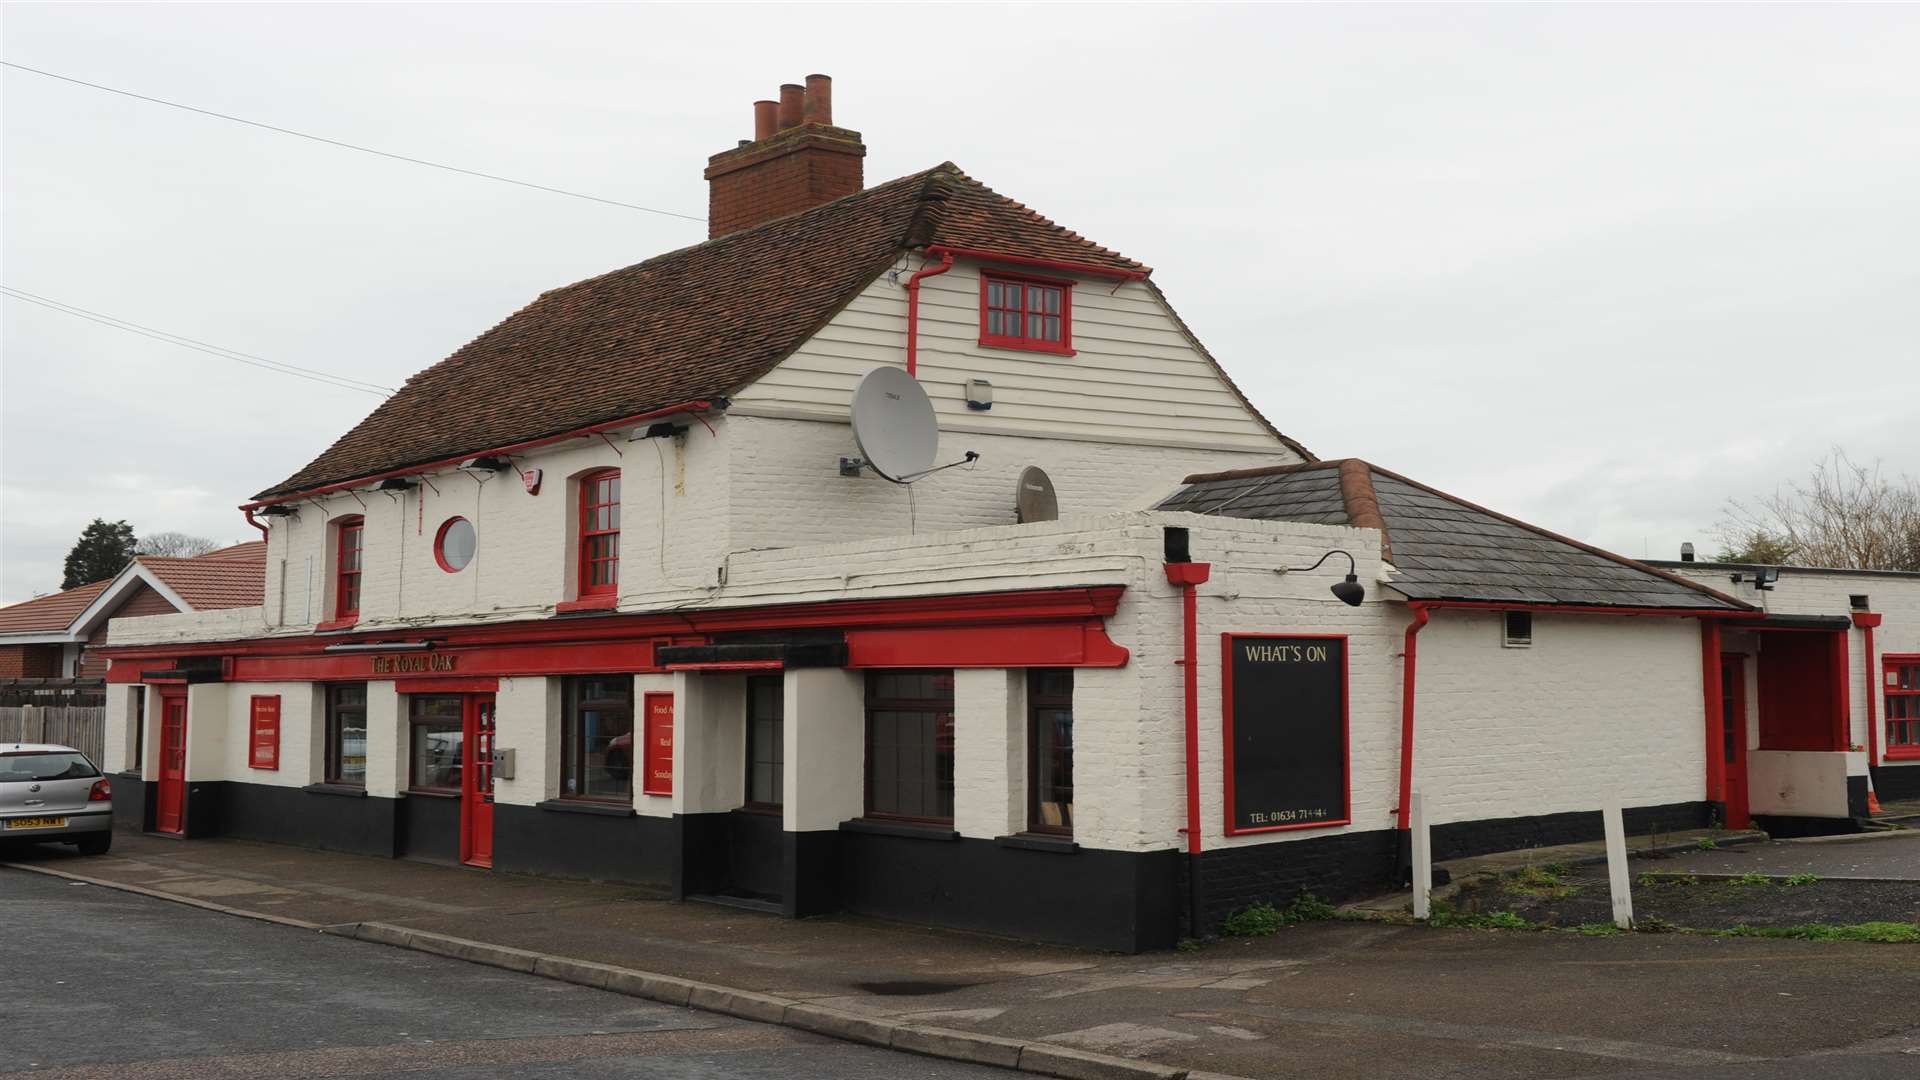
xmin=434 ymin=516 xmax=476 ymax=573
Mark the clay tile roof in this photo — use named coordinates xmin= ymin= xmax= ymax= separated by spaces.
xmin=139 ymin=547 xmax=265 ymax=611
xmin=0 ymin=580 xmax=113 ymax=635
xmin=1158 ymin=459 xmax=1752 ymax=611
xmin=260 ymin=164 xmax=1151 ymax=499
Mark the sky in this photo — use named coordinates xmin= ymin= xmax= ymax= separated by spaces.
xmin=3 ymin=3 xmax=1917 ymax=604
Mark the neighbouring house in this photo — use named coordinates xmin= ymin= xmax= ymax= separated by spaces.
xmin=0 ymin=542 xmax=265 ymax=680
xmin=91 ymin=75 xmax=1917 ymax=951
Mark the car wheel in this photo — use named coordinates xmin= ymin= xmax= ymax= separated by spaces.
xmin=76 ymin=832 xmax=112 ymax=856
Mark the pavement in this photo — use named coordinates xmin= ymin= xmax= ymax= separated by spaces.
xmin=8 ymin=832 xmax=1920 ymax=1079
xmin=1637 ymin=829 xmax=1920 ymax=881
xmin=1 ymin=869 xmax=1005 ymax=1080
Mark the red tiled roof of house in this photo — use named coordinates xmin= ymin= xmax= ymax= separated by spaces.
xmin=141 ymin=549 xmax=265 ymax=611
xmin=259 ymin=165 xmax=1165 ymax=498
xmin=194 ymin=540 xmax=268 ymax=561
xmin=0 ymin=580 xmax=113 ymax=635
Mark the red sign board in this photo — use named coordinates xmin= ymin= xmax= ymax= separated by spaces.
xmin=248 ymin=695 xmax=281 ymax=770
xmin=642 ymin=691 xmax=674 ymax=796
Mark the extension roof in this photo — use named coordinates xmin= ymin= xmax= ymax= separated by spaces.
xmin=1158 ymin=460 xmax=1751 ymax=611
xmin=261 ymin=164 xmax=1301 ymax=499
xmin=0 ymin=542 xmax=267 ymax=639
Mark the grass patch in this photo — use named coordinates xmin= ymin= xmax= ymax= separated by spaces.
xmin=1505 ymin=865 xmax=1577 ymax=899
xmin=1427 ymin=900 xmax=1536 ymax=931
xmin=1219 ymin=893 xmax=1338 ymax=937
xmin=1784 ymin=873 xmax=1820 ymax=887
xmin=1729 ymin=873 xmax=1772 ymax=887
xmin=1718 ymin=922 xmax=1920 ymax=944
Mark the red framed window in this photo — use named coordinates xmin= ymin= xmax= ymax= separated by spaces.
xmin=334 ymin=516 xmax=364 ymax=620
xmin=980 ymin=272 xmax=1073 ymax=355
xmin=578 ymin=470 xmax=620 ymax=598
xmin=1887 ymin=656 xmax=1920 ymax=760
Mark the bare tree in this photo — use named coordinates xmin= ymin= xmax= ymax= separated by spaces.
xmin=136 ymin=531 xmax=222 ymax=558
xmin=1715 ymin=449 xmax=1920 ymax=571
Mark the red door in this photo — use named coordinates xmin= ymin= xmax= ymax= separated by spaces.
xmin=1721 ymin=655 xmax=1751 ymax=829
xmin=461 ymin=695 xmax=496 ymax=868
xmin=156 ymin=694 xmax=188 ymax=835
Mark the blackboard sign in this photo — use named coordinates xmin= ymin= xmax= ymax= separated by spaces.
xmin=1221 ymin=633 xmax=1349 ymax=834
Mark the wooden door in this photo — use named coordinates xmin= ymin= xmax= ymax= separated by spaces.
xmin=461 ymin=695 xmax=496 ymax=868
xmin=156 ymin=694 xmax=188 ymax=835
xmin=1721 ymin=655 xmax=1750 ymax=829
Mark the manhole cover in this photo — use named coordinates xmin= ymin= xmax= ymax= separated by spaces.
xmin=854 ymin=980 xmax=975 ymax=996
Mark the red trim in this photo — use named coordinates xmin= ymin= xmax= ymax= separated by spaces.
xmin=905 ymin=250 xmax=955 ymax=378
xmin=248 ymin=694 xmax=280 ymax=770
xmin=393 ymin=677 xmax=500 ymax=694
xmin=642 ymin=691 xmax=673 ymax=796
xmin=846 ymin=620 xmax=1127 ymax=669
xmin=243 ymin=507 xmax=269 ymax=539
xmin=242 ymin=401 xmax=713 ymax=509
xmin=1701 ymin=621 xmax=1724 ymax=802
xmin=1165 ymin=563 xmax=1209 ymax=854
xmin=665 ymin=660 xmax=783 ymax=672
xmin=1396 ymin=605 xmax=1431 ymax=832
xmin=926 ymin=245 xmax=1148 ymax=283
xmin=556 ymin=595 xmax=618 ymax=614
xmin=433 ymin=516 xmax=472 ymax=574
xmin=1834 ymin=630 xmax=1851 ymax=752
xmin=315 ymin=616 xmax=359 ymax=633
xmin=1855 ymin=612 xmax=1882 ymax=766
xmin=978 ymin=270 xmax=1074 ymax=356
xmin=1221 ymin=632 xmax=1352 ymax=835
xmin=1721 ymin=653 xmax=1751 ymax=828
xmin=577 ymin=469 xmax=620 ymax=599
xmin=1883 ymin=653 xmax=1920 ymax=760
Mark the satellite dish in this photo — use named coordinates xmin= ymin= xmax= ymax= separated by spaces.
xmin=851 ymin=367 xmax=938 ymax=482
xmin=1016 ymin=466 xmax=1059 ymax=523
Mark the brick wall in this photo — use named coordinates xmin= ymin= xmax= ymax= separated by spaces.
xmin=705 ymin=128 xmax=865 ymax=238
xmin=0 ymin=644 xmax=62 ymax=678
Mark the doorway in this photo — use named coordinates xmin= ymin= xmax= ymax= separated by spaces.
xmin=155 ymin=691 xmax=187 ymax=835
xmin=461 ymin=695 xmax=496 ymax=868
xmin=1720 ymin=655 xmax=1750 ymax=829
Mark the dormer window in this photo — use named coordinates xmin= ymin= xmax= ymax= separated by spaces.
xmin=980 ymin=272 xmax=1073 ymax=355
xmin=578 ymin=469 xmax=621 ymax=599
xmin=334 ymin=516 xmax=364 ymax=622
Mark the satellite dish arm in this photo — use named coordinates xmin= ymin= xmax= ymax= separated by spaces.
xmin=892 ymin=451 xmax=980 ymax=485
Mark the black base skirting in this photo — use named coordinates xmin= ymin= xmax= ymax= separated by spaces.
xmin=1429 ymin=801 xmax=1713 ymax=863
xmin=1870 ymin=763 xmax=1920 ymax=802
xmin=110 ymin=772 xmax=147 ymax=831
xmin=836 ymin=828 xmax=1181 ymax=952
xmin=184 ymin=780 xmax=227 ymax=839
xmin=215 ymin=781 xmax=399 ymax=856
xmin=491 ymin=802 xmax=672 ymax=885
xmin=1848 ymin=775 xmax=1870 ymax=819
xmin=399 ymin=793 xmax=460 ymax=862
xmin=1752 ymin=814 xmax=1863 ymax=838
xmin=1195 ymin=829 xmax=1399 ymax=936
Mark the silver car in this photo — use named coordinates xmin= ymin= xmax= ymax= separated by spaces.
xmin=0 ymin=743 xmax=114 ymax=855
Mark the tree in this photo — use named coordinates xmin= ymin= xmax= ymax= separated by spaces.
xmin=61 ymin=519 xmax=138 ymax=589
xmin=1715 ymin=449 xmax=1920 ymax=571
xmin=137 ymin=532 xmax=221 ymax=558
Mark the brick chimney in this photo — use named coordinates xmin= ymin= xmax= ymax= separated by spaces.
xmin=705 ymin=74 xmax=866 ymax=239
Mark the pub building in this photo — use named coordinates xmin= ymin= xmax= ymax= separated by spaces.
xmin=97 ymin=77 xmax=1920 ymax=951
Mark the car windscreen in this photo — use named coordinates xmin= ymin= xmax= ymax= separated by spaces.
xmin=0 ymin=752 xmax=100 ymax=782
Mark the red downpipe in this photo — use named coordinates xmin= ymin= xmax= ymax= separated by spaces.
xmin=241 ymin=400 xmax=715 ymax=510
xmin=1855 ymin=612 xmax=1883 ymax=766
xmin=905 ymin=250 xmax=954 ymax=377
xmin=1701 ymin=620 xmax=1725 ymax=802
xmin=1396 ymin=603 xmax=1431 ymax=831
xmin=1165 ymin=563 xmax=1211 ymax=854
xmin=243 ymin=507 xmax=269 ymax=540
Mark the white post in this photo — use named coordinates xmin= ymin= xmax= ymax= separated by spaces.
xmin=1410 ymin=790 xmax=1432 ymax=920
xmin=1602 ymin=801 xmax=1633 ymax=929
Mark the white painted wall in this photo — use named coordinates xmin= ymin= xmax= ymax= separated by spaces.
xmin=184 ymin=683 xmax=230 ymax=783
xmin=491 ymin=676 xmax=557 ymax=808
xmin=784 ymin=668 xmax=864 ymax=833
xmin=951 ymin=668 xmax=1024 ymax=840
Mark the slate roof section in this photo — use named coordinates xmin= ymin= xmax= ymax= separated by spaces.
xmin=262 ymin=163 xmax=1281 ymax=499
xmin=0 ymin=580 xmax=112 ymax=635
xmin=1158 ymin=460 xmax=1751 ymax=611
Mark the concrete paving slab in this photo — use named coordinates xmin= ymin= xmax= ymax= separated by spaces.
xmin=1645 ymin=830 xmax=1920 ymax=880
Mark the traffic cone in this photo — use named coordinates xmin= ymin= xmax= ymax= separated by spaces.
xmin=1867 ymin=769 xmax=1883 ymax=815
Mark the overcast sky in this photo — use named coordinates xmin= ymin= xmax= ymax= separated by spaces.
xmin=3 ymin=3 xmax=1916 ymax=603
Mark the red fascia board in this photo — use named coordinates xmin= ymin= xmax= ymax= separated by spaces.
xmin=243 ymin=400 xmax=713 ymax=509
xmin=664 ymin=660 xmax=783 ymax=672
xmin=94 ymin=585 xmax=1128 ymax=663
xmin=927 ymin=245 xmax=1148 ymax=283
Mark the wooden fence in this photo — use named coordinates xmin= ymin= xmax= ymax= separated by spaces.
xmin=0 ymin=706 xmax=107 ymax=764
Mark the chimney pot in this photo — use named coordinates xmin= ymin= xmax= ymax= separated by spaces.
xmin=777 ymin=84 xmax=804 ymax=130
xmin=1680 ymin=542 xmax=1696 ymax=562
xmin=803 ymin=73 xmax=832 ymax=126
xmin=753 ymin=100 xmax=777 ymax=141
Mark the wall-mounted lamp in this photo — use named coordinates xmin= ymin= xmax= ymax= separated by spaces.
xmin=375 ymin=477 xmax=418 ymax=492
xmin=259 ymin=504 xmax=298 ymax=518
xmin=1732 ymin=566 xmax=1780 ymax=591
xmin=1277 ymin=549 xmax=1366 ymax=606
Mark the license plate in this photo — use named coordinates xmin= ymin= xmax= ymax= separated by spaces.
xmin=5 ymin=816 xmax=67 ymax=830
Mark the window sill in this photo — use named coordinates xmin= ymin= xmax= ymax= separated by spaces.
xmin=976 ymin=338 xmax=1076 ymax=358
xmin=556 ymin=595 xmax=618 ymax=614
xmin=840 ymin=818 xmax=959 ymax=842
xmin=407 ymin=788 xmax=460 ymax=799
xmin=303 ymin=782 xmax=368 ymax=798
xmin=997 ymin=833 xmax=1078 ymax=854
xmin=537 ymin=798 xmax=636 ymax=817
xmin=1882 ymin=748 xmax=1920 ymax=762
xmin=736 ymin=803 xmax=783 ymax=817
xmin=315 ymin=617 xmax=359 ymax=633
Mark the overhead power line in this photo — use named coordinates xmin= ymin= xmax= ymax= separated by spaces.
xmin=0 ymin=60 xmax=706 ymax=223
xmin=1 ymin=285 xmax=396 ymax=397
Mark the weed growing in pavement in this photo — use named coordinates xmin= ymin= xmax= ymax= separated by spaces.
xmin=1637 ymin=916 xmax=1677 ymax=934
xmin=1729 ymin=873 xmax=1772 ymax=887
xmin=1784 ymin=873 xmax=1820 ymax=887
xmin=1572 ymin=923 xmax=1623 ymax=936
xmin=1506 ymin=865 xmax=1577 ymax=899
xmin=1637 ymin=872 xmax=1698 ymax=888
xmin=1176 ymin=938 xmax=1205 ymax=953
xmin=1717 ymin=922 xmax=1920 ymax=944
xmin=1695 ymin=837 xmax=1719 ymax=851
xmin=1427 ymin=900 xmax=1535 ymax=931
xmin=1218 ymin=893 xmax=1339 ymax=937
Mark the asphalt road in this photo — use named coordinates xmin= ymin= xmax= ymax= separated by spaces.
xmin=0 ymin=868 xmax=1007 ymax=1079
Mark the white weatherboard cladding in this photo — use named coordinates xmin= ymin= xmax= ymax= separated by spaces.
xmin=730 ymin=261 xmax=1287 ymax=452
